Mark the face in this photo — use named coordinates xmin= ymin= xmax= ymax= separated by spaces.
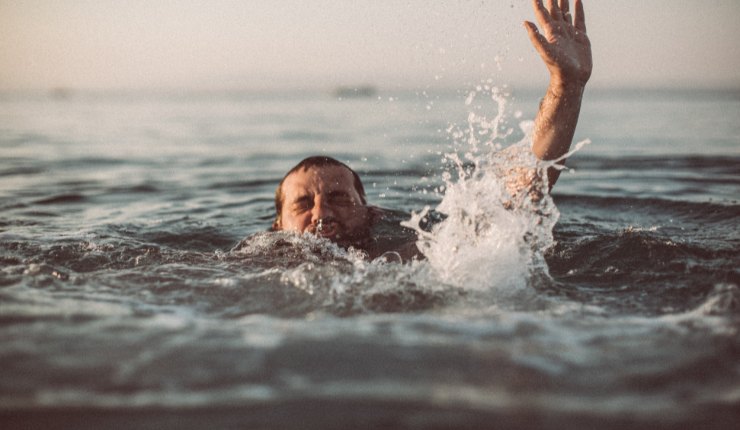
xmin=275 ymin=165 xmax=370 ymax=242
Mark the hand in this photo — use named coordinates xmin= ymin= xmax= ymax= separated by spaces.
xmin=524 ymin=0 xmax=592 ymax=88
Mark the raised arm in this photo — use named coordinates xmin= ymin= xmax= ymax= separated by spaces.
xmin=524 ymin=0 xmax=592 ymax=188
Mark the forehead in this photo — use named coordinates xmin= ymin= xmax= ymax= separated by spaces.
xmin=281 ymin=165 xmax=358 ymax=198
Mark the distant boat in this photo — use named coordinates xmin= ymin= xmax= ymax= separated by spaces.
xmin=334 ymin=85 xmax=377 ymax=99
xmin=49 ymin=87 xmax=72 ymax=99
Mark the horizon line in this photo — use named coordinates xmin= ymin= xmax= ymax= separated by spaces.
xmin=2 ymin=83 xmax=740 ymax=96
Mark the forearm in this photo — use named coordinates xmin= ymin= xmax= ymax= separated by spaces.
xmin=523 ymin=0 xmax=592 ymax=188
xmin=532 ymin=78 xmax=585 ymax=186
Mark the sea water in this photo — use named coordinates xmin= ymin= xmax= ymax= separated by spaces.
xmin=1 ymin=87 xmax=739 ymax=429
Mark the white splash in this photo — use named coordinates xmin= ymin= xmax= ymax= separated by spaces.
xmin=404 ymin=84 xmax=573 ymax=293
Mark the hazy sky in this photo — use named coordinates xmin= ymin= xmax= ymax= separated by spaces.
xmin=1 ymin=0 xmax=739 ymax=91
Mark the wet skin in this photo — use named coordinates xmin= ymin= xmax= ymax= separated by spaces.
xmin=275 ymin=165 xmax=370 ymax=242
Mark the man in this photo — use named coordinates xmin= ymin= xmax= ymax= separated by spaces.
xmin=272 ymin=155 xmax=376 ymax=244
xmin=271 ymin=0 xmax=592 ymax=258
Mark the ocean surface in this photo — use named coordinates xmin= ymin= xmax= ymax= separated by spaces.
xmin=1 ymin=86 xmax=738 ymax=429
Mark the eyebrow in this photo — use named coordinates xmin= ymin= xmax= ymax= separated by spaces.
xmin=328 ymin=190 xmax=351 ymax=199
xmin=291 ymin=194 xmax=312 ymax=205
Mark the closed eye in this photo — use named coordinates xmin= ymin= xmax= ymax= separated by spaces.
xmin=329 ymin=191 xmax=354 ymax=206
xmin=291 ymin=195 xmax=313 ymax=212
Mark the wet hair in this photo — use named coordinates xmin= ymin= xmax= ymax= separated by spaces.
xmin=273 ymin=156 xmax=366 ymax=229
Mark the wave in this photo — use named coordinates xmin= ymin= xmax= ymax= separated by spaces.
xmin=545 ymin=224 xmax=739 ymax=314
xmin=569 ymin=154 xmax=740 ymax=173
xmin=556 ymin=194 xmax=740 ymax=216
xmin=33 ymin=194 xmax=88 ymax=205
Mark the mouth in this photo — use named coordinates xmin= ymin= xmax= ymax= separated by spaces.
xmin=317 ymin=225 xmax=339 ymax=239
xmin=310 ymin=221 xmax=340 ymax=239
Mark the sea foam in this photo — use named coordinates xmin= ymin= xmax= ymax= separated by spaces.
xmin=404 ymin=86 xmax=566 ymax=293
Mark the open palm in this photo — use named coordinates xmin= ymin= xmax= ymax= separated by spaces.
xmin=525 ymin=0 xmax=592 ymax=86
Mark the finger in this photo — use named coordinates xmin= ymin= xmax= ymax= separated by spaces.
xmin=574 ymin=0 xmax=587 ymax=32
xmin=548 ymin=0 xmax=563 ymax=21
xmin=523 ymin=21 xmax=552 ymax=58
xmin=559 ymin=0 xmax=572 ymax=25
xmin=532 ymin=0 xmax=553 ymax=28
xmin=559 ymin=0 xmax=569 ymax=15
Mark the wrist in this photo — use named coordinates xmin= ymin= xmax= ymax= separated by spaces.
xmin=548 ymin=76 xmax=587 ymax=98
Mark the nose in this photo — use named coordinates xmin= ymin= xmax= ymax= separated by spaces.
xmin=310 ymin=196 xmax=333 ymax=223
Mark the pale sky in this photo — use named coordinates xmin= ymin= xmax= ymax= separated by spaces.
xmin=1 ymin=0 xmax=739 ymax=91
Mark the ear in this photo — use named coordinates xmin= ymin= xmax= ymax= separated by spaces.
xmin=271 ymin=217 xmax=281 ymax=231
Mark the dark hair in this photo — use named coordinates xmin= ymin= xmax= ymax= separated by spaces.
xmin=273 ymin=156 xmax=366 ymax=229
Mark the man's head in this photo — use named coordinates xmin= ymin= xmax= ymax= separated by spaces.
xmin=272 ymin=156 xmax=370 ymax=242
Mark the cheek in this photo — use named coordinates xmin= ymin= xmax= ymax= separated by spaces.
xmin=281 ymin=212 xmax=311 ymax=232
